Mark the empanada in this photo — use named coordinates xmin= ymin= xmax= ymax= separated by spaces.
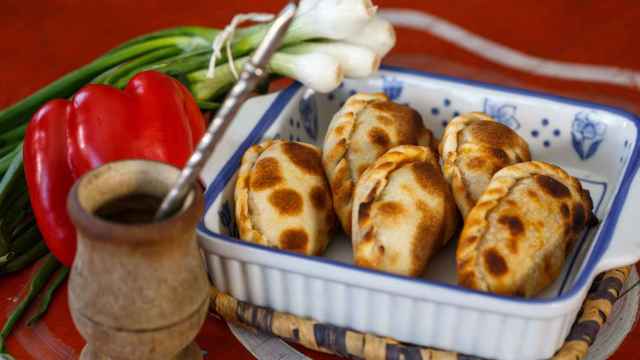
xmin=440 ymin=112 xmax=531 ymax=218
xmin=352 ymin=145 xmax=459 ymax=276
xmin=323 ymin=93 xmax=436 ymax=235
xmin=457 ymin=161 xmax=594 ymax=297
xmin=235 ymin=140 xmax=335 ymax=255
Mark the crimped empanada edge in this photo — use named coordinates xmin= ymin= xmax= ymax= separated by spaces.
xmin=351 ymin=145 xmax=438 ymax=269
xmin=234 ymin=140 xmax=280 ymax=246
xmin=322 ymin=93 xmax=389 ymax=234
xmin=440 ymin=112 xmax=531 ymax=217
xmin=457 ymin=161 xmax=593 ymax=296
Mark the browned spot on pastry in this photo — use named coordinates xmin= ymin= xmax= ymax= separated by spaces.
xmin=411 ymin=161 xmax=444 ymax=192
xmin=527 ymin=190 xmax=540 ymax=201
xmin=330 ymin=165 xmax=353 ymax=205
xmin=250 ymin=157 xmax=282 ymax=190
xmin=357 ymin=164 xmax=370 ymax=178
xmin=368 ymin=127 xmax=391 ymax=148
xmin=561 ymin=203 xmax=570 ymax=219
xmin=357 ymin=201 xmax=373 ymax=227
xmin=482 ymin=187 xmax=503 ymax=198
xmin=498 ymin=215 xmax=525 ymax=237
xmin=362 ymin=228 xmax=375 ymax=243
xmin=399 ymin=110 xmax=427 ymax=145
xmin=331 ymin=163 xmax=350 ymax=191
xmin=572 ymin=203 xmax=586 ymax=232
xmin=269 ymin=189 xmax=303 ymax=216
xmin=484 ymin=248 xmax=508 ymax=276
xmin=324 ymin=139 xmax=348 ymax=165
xmin=280 ymin=228 xmax=309 ymax=252
xmin=369 ymin=100 xmax=399 ymax=114
xmin=414 ymin=217 xmax=437 ymax=259
xmin=543 ymin=256 xmax=556 ymax=281
xmin=488 ymin=147 xmax=510 ymax=164
xmin=468 ymin=121 xmax=518 ymax=148
xmin=333 ymin=182 xmax=353 ymax=206
xmin=463 ymin=235 xmax=478 ymax=246
xmin=467 ymin=157 xmax=487 ymax=170
xmin=535 ymin=175 xmax=570 ymax=198
xmin=310 ymin=186 xmax=328 ymax=210
xmin=377 ymin=201 xmax=404 ymax=217
xmin=458 ymin=271 xmax=477 ymax=289
xmin=282 ymin=142 xmax=323 ymax=176
xmin=464 ymin=218 xmax=482 ymax=228
xmin=376 ymin=161 xmax=396 ymax=171
xmin=333 ymin=124 xmax=348 ymax=136
xmin=369 ymin=100 xmax=424 ymax=144
xmin=457 ymin=258 xmax=472 ymax=272
xmin=376 ymin=114 xmax=393 ymax=126
xmin=473 ymin=201 xmax=494 ymax=213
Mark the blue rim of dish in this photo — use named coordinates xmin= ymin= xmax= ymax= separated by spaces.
xmin=197 ymin=65 xmax=640 ymax=305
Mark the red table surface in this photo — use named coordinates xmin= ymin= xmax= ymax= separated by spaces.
xmin=1 ymin=1 xmax=639 ymax=359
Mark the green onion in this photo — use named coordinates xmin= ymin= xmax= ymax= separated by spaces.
xmin=270 ymin=52 xmax=343 ymax=93
xmin=0 ymin=254 xmax=60 ymax=353
xmin=283 ymin=41 xmax=380 ymax=78
xmin=92 ymin=46 xmax=183 ymax=85
xmin=27 ymin=267 xmax=69 ymax=327
xmin=343 ymin=16 xmax=396 ymax=57
xmin=0 ymin=36 xmax=205 ymax=130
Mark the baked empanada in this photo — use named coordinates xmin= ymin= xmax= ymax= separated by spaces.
xmin=457 ymin=161 xmax=594 ymax=297
xmin=352 ymin=145 xmax=459 ymax=276
xmin=235 ymin=140 xmax=335 ymax=255
xmin=323 ymin=93 xmax=436 ymax=235
xmin=440 ymin=112 xmax=531 ymax=218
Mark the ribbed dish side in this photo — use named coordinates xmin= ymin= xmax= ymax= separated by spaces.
xmin=204 ymin=253 xmax=570 ymax=360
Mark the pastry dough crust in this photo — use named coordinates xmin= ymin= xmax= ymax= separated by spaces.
xmin=352 ymin=145 xmax=459 ymax=276
xmin=235 ymin=140 xmax=335 ymax=255
xmin=457 ymin=161 xmax=594 ymax=297
xmin=322 ymin=93 xmax=436 ymax=234
xmin=440 ymin=112 xmax=531 ymax=218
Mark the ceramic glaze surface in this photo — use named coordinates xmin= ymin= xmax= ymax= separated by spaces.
xmin=196 ymin=67 xmax=640 ymax=360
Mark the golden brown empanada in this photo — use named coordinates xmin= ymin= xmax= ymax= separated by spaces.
xmin=323 ymin=93 xmax=436 ymax=235
xmin=440 ymin=112 xmax=531 ymax=218
xmin=351 ymin=145 xmax=459 ymax=276
xmin=235 ymin=140 xmax=335 ymax=255
xmin=457 ymin=161 xmax=594 ymax=297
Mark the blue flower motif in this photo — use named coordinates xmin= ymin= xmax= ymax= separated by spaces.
xmin=218 ymin=200 xmax=238 ymax=238
xmin=382 ymin=76 xmax=403 ymax=100
xmin=298 ymin=90 xmax=318 ymax=140
xmin=571 ymin=112 xmax=606 ymax=160
xmin=483 ymin=98 xmax=520 ymax=129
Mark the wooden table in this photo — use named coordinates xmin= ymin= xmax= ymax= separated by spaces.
xmin=1 ymin=1 xmax=639 ymax=358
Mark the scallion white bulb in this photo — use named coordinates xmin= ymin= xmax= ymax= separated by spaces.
xmin=270 ymin=52 xmax=344 ymax=93
xmin=288 ymin=0 xmax=377 ymax=42
xmin=284 ymin=41 xmax=380 ymax=78
xmin=345 ymin=16 xmax=396 ymax=57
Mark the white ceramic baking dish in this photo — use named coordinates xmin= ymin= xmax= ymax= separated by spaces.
xmin=196 ymin=66 xmax=640 ymax=360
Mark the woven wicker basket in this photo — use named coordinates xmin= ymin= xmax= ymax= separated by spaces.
xmin=210 ymin=266 xmax=633 ymax=360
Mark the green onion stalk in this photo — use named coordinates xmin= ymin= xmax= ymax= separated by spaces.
xmin=0 ymin=0 xmax=395 ymax=353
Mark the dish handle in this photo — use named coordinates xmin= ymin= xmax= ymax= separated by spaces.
xmin=596 ymin=168 xmax=640 ymax=273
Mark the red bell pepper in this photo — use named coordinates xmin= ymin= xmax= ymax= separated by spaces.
xmin=24 ymin=71 xmax=206 ymax=266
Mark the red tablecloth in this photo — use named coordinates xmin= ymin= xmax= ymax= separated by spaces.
xmin=1 ymin=1 xmax=639 ymax=359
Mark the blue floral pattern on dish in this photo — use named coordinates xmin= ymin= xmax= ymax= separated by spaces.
xmin=483 ymin=98 xmax=520 ymax=129
xmin=572 ymin=111 xmax=607 ymax=160
xmin=299 ymin=91 xmax=318 ymax=140
xmin=382 ymin=76 xmax=403 ymax=100
xmin=218 ymin=200 xmax=238 ymax=238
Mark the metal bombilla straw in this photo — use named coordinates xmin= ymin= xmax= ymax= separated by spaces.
xmin=154 ymin=0 xmax=299 ymax=221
